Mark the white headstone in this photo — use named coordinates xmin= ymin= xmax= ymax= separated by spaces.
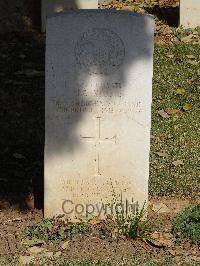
xmin=42 ymin=0 xmax=98 ymax=32
xmin=45 ymin=10 xmax=154 ymax=220
xmin=180 ymin=0 xmax=200 ymax=28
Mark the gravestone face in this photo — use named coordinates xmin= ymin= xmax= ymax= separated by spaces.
xmin=180 ymin=0 xmax=200 ymax=28
xmin=42 ymin=0 xmax=98 ymax=32
xmin=45 ymin=10 xmax=154 ymax=219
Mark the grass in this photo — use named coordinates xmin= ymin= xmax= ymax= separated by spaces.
xmin=28 ymin=257 xmax=200 ymax=266
xmin=22 ymin=218 xmax=91 ymax=246
xmin=22 ymin=203 xmax=150 ymax=246
xmin=0 ymin=255 xmax=200 ymax=266
xmin=115 ymin=202 xmax=151 ymax=241
xmin=150 ymin=44 xmax=200 ymax=196
xmin=172 ymin=204 xmax=200 ymax=244
xmin=0 ymin=256 xmax=19 ymax=266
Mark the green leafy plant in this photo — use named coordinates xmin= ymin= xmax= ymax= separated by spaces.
xmin=115 ymin=201 xmax=151 ymax=241
xmin=109 ymin=182 xmax=151 ymax=241
xmin=172 ymin=204 xmax=200 ymax=244
xmin=22 ymin=218 xmax=91 ymax=246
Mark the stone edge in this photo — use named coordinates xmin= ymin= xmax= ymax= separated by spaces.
xmin=46 ymin=9 xmax=154 ymax=22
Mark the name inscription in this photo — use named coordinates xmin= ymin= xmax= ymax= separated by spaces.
xmin=53 ymin=99 xmax=142 ymax=115
xmin=61 ymin=178 xmax=132 ymax=199
xmin=50 ymin=80 xmax=142 ymax=115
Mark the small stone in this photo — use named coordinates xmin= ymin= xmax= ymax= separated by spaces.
xmin=151 ymin=203 xmax=170 ymax=213
xmin=19 ymin=255 xmax=34 ymax=265
xmin=27 ymin=246 xmax=46 ymax=254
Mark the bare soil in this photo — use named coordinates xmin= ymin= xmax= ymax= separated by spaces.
xmin=0 ymin=198 xmax=199 ymax=260
xmin=0 ymin=209 xmax=42 ymax=255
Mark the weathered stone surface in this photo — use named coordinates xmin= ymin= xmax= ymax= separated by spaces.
xmin=42 ymin=0 xmax=98 ymax=32
xmin=180 ymin=0 xmax=200 ymax=28
xmin=45 ymin=10 xmax=154 ymax=220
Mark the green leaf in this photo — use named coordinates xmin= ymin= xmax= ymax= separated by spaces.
xmin=176 ymin=87 xmax=185 ymax=95
xmin=183 ymin=103 xmax=192 ymax=111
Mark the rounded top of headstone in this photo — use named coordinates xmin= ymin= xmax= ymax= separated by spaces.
xmin=47 ymin=9 xmax=154 ymax=22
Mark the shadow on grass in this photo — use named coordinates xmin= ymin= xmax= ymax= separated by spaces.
xmin=0 ymin=32 xmax=45 ymax=211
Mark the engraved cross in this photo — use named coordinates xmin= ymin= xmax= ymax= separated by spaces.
xmin=80 ymin=117 xmax=117 ymax=177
